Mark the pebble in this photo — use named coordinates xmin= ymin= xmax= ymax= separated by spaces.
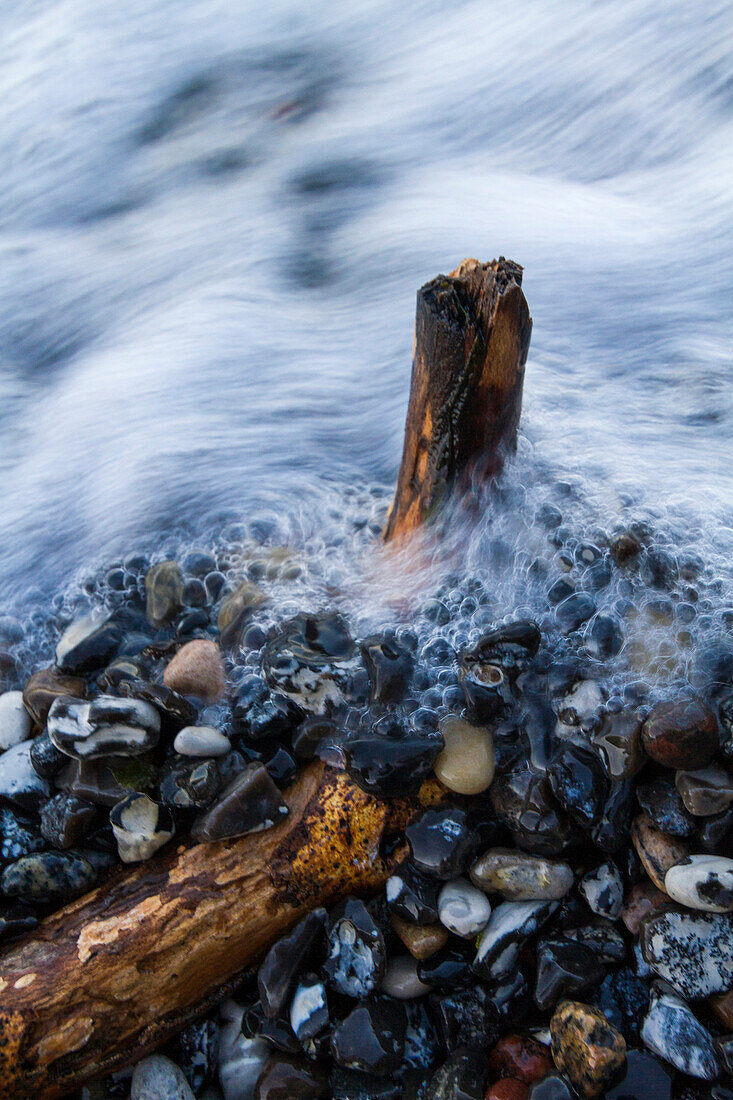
xmin=330 ymin=997 xmax=405 ymax=1075
xmin=424 ymin=1047 xmax=488 ymax=1099
xmin=161 ymin=759 xmax=220 ymax=810
xmin=192 ymin=763 xmax=289 ymax=842
xmin=290 ymin=975 xmax=329 ymax=1042
xmin=22 ymin=666 xmax=87 ymax=726
xmin=258 ymin=908 xmax=326 ymax=1018
xmin=641 ymin=698 xmax=719 ymax=770
xmin=526 ymin=1074 xmax=575 ymax=1100
xmin=1 ymin=850 xmax=97 ymax=903
xmin=604 ymin=1048 xmax=673 ymax=1100
xmin=164 ymin=640 xmax=226 ymax=704
xmin=555 ymin=680 xmax=604 ymax=728
xmin=0 ymin=807 xmax=45 ymax=861
xmin=641 ymin=980 xmax=721 ymax=1080
xmin=550 ymin=1000 xmax=626 ymax=1098
xmin=324 ymin=897 xmax=386 ymax=998
xmin=0 ymin=691 xmax=31 ymax=751
xmin=145 ymin=561 xmax=185 ymax=627
xmin=433 ymin=716 xmax=495 ymax=795
xmin=406 ymin=806 xmax=473 ymax=879
xmin=57 ymin=756 xmax=151 ymax=807
xmin=0 ymin=740 xmax=51 ymax=810
xmin=262 ymin=613 xmax=356 ymax=713
xmin=620 ymin=882 xmax=667 ymax=934
xmin=110 ymin=793 xmax=175 ymax=863
xmin=586 ymin=615 xmax=623 ymax=659
xmin=131 ymin=1053 xmax=195 ymax=1100
xmin=48 ymin=695 xmax=161 ymax=759
xmin=386 ymin=866 xmax=440 ymax=925
xmin=485 ymin=1082 xmax=528 ymax=1100
xmin=592 ymin=711 xmax=643 ymax=779
xmin=664 ymin=854 xmax=733 ymax=912
xmin=174 ymin=726 xmax=231 ymax=757
xmin=630 ymin=813 xmax=689 ymax=891
xmin=490 ymin=765 xmax=572 ymax=855
xmin=255 ymin=1053 xmax=328 ymax=1099
xmin=438 ymin=878 xmax=492 ymax=938
xmin=360 ymin=633 xmax=414 ymax=704
xmin=233 ymin=679 xmax=305 ymax=743
xmin=470 ymin=849 xmax=574 ymax=902
xmin=216 ymin=1001 xmax=268 ymax=1100
xmin=488 ymin=1033 xmax=554 ymax=1085
xmin=578 ymin=861 xmax=624 ymax=918
xmin=547 ymin=744 xmax=607 ymax=830
xmin=636 ymin=777 xmax=695 ymax=837
xmin=176 ymin=1018 xmax=219 ymax=1094
xmin=390 ymin=914 xmax=448 ymax=960
xmin=534 ymin=938 xmax=606 ymax=1011
xmin=55 ymin=610 xmax=122 ymax=674
xmin=218 ymin=580 xmax=267 ymax=632
xmin=676 ymin=764 xmax=733 ymax=816
xmin=640 ymin=908 xmax=733 ymax=998
xmin=474 ymin=900 xmax=557 ymax=981
xmin=40 ymin=793 xmax=97 ymax=849
xmin=381 ymin=956 xmax=432 ymax=999
xmin=345 ymin=719 xmax=442 ymax=797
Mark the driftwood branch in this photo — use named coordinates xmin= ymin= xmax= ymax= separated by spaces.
xmin=0 ymin=257 xmax=530 ymax=1099
xmin=384 ymin=257 xmax=531 ymax=543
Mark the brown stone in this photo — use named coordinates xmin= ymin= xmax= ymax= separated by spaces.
xmin=641 ymin=698 xmax=719 ymax=771
xmin=676 ymin=764 xmax=733 ymax=817
xmin=145 ymin=561 xmax=185 ymax=628
xmin=390 ymin=913 xmax=448 ymax=960
xmin=485 ymin=1081 xmax=528 ymax=1100
xmin=22 ymin=667 xmax=87 ymax=727
xmin=710 ymin=989 xmax=733 ymax=1030
xmin=630 ymin=813 xmax=689 ymax=892
xmin=620 ymin=881 xmax=667 ymax=935
xmin=488 ymin=1033 xmax=553 ymax=1084
xmin=218 ymin=580 xmax=267 ymax=632
xmin=550 ymin=1000 xmax=626 ymax=1098
xmin=163 ymin=640 xmax=226 ymax=704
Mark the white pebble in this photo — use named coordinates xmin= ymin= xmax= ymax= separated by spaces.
xmin=438 ymin=877 xmax=491 ymax=938
xmin=0 ymin=692 xmax=31 ymax=751
xmin=174 ymin=726 xmax=231 ymax=757
xmin=665 ymin=854 xmax=733 ymax=913
xmin=131 ymin=1053 xmax=195 ymax=1100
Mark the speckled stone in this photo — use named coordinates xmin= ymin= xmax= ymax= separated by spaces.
xmin=550 ymin=1000 xmax=626 ymax=1098
xmin=131 ymin=1053 xmax=195 ymax=1100
xmin=642 ymin=698 xmax=719 ymax=771
xmin=665 ymin=854 xmax=733 ymax=912
xmin=630 ymin=813 xmax=690 ymax=891
xmin=471 ymin=849 xmax=574 ymax=902
xmin=640 ymin=908 xmax=733 ymax=998
xmin=164 ymin=640 xmax=226 ymax=704
xmin=433 ymin=716 xmax=495 ymax=795
xmin=578 ymin=861 xmax=624 ymax=919
xmin=0 ymin=740 xmax=50 ymax=810
xmin=1 ymin=850 xmax=97 ymax=903
xmin=641 ymin=981 xmax=720 ymax=1080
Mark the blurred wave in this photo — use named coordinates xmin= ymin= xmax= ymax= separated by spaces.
xmin=0 ymin=0 xmax=731 ymax=605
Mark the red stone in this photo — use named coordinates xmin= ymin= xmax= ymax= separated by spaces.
xmin=487 ymin=1033 xmax=554 ymax=1084
xmin=485 ymin=1081 xmax=529 ymax=1100
xmin=641 ymin=698 xmax=719 ymax=770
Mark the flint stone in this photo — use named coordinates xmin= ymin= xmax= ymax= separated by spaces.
xmin=676 ymin=765 xmax=733 ymax=817
xmin=640 ymin=908 xmax=733 ymax=998
xmin=474 ymin=900 xmax=557 ymax=981
xmin=641 ymin=980 xmax=720 ymax=1080
xmin=56 ymin=611 xmax=122 ymax=674
xmin=192 ymin=763 xmax=288 ymax=842
xmin=470 ymin=849 xmax=574 ymax=902
xmin=1 ymin=850 xmax=96 ymax=903
xmin=0 ymin=741 xmax=50 ymax=810
xmin=110 ymin=793 xmax=175 ymax=863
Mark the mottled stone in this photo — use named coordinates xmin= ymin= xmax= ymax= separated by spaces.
xmin=390 ymin=914 xmax=448 ymax=960
xmin=665 ymin=854 xmax=733 ymax=912
xmin=0 ymin=691 xmax=31 ymax=751
xmin=438 ymin=878 xmax=492 ymax=938
xmin=640 ymin=908 xmax=733 ymax=998
xmin=192 ymin=762 xmax=288 ymax=841
xmin=641 ymin=981 xmax=720 ymax=1080
xmin=0 ymin=808 xmax=45 ymax=862
xmin=131 ymin=1053 xmax=195 ymax=1100
xmin=324 ymin=897 xmax=386 ymax=998
xmin=636 ymin=778 xmax=695 ymax=837
xmin=174 ymin=725 xmax=231 ymax=757
xmin=555 ymin=680 xmax=604 ymax=728
xmin=0 ymin=740 xmax=50 ymax=810
xmin=48 ymin=695 xmax=160 ymax=759
xmin=433 ymin=717 xmax=495 ymax=795
xmin=164 ymin=640 xmax=226 ymax=704
xmin=1 ymin=850 xmax=96 ymax=903
xmin=642 ymin=699 xmax=719 ymax=771
xmin=40 ymin=793 xmax=97 ymax=849
xmin=676 ymin=765 xmax=733 ymax=817
xmin=145 ymin=561 xmax=185 ymax=627
xmin=592 ymin=711 xmax=643 ymax=780
xmin=176 ymin=1017 xmax=218 ymax=1094
xmin=550 ymin=1001 xmax=626 ymax=1098
xmin=262 ymin=613 xmax=356 ymax=713
xmin=488 ymin=1033 xmax=553 ymax=1085
xmin=631 ymin=813 xmax=690 ymax=891
xmin=110 ymin=793 xmax=175 ymax=863
xmin=578 ymin=862 xmax=624 ymax=919
xmin=471 ymin=849 xmax=574 ymax=902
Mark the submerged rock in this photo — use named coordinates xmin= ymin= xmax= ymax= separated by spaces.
xmin=56 ymin=611 xmax=122 ymax=674
xmin=145 ymin=561 xmax=185 ymax=627
xmin=360 ymin=634 xmax=413 ymax=704
xmin=192 ymin=763 xmax=288 ymax=841
xmin=263 ymin=613 xmax=356 ymax=713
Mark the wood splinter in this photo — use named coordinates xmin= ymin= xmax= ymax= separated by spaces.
xmin=0 ymin=257 xmax=531 ymax=1099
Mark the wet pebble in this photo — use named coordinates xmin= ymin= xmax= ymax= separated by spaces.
xmin=164 ymin=640 xmax=226 ymax=704
xmin=22 ymin=667 xmax=87 ymax=726
xmin=1 ymin=850 xmax=97 ymax=903
xmin=438 ymin=878 xmax=492 ymax=938
xmin=110 ymin=793 xmax=174 ymax=863
xmin=56 ymin=611 xmax=122 ymax=674
xmin=640 ymin=908 xmax=733 ymax=998
xmin=534 ymin=939 xmax=606 ymax=1011
xmin=145 ymin=562 xmax=185 ymax=627
xmin=578 ymin=861 xmax=624 ymax=919
xmin=548 ymin=745 xmax=607 ymax=830
xmin=471 ymin=849 xmax=574 ymax=902
xmin=386 ymin=865 xmax=440 ymax=925
xmin=636 ymin=777 xmax=695 ymax=837
xmin=330 ymin=997 xmax=405 ymax=1075
xmin=406 ymin=806 xmax=473 ymax=879
xmin=290 ymin=975 xmax=329 ymax=1042
xmin=474 ymin=900 xmax=557 ymax=981
xmin=48 ymin=695 xmax=160 ymax=759
xmin=434 ymin=716 xmax=495 ymax=796
xmin=630 ymin=813 xmax=689 ymax=891
xmin=488 ymin=1033 xmax=554 ymax=1085
xmin=641 ymin=980 xmax=720 ymax=1080
xmin=174 ymin=725 xmax=231 ymax=757
xmin=192 ymin=762 xmax=288 ymax=841
xmin=0 ymin=691 xmax=31 ymax=751
xmin=258 ymin=908 xmax=326 ymax=1018
xmin=556 ymin=594 xmax=596 ymax=635
xmin=323 ymin=897 xmax=386 ymax=998
xmin=424 ymin=1046 xmax=488 ymax=1099
xmin=255 ymin=1052 xmax=328 ymax=1099
xmin=550 ymin=1000 xmax=626 ymax=1098
xmin=676 ymin=764 xmax=733 ymax=816
xmin=665 ymin=854 xmax=733 ymax=912
xmin=40 ymin=793 xmax=97 ymax=849
xmin=390 ymin=914 xmax=448 ymax=960
xmin=592 ymin=711 xmax=643 ymax=780
xmin=642 ymin=698 xmax=719 ymax=771
xmin=0 ymin=807 xmax=45 ymax=861
xmin=0 ymin=740 xmax=50 ymax=810
xmin=381 ymin=956 xmax=432 ymax=999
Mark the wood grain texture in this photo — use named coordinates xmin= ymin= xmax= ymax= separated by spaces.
xmin=383 ymin=257 xmax=531 ymax=543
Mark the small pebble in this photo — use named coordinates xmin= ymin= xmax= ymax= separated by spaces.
xmin=131 ymin=1053 xmax=195 ymax=1100
xmin=0 ymin=741 xmax=50 ymax=810
xmin=433 ymin=716 xmax=495 ymax=795
xmin=578 ymin=861 xmax=624 ymax=919
xmin=164 ymin=640 xmax=226 ymax=704
xmin=390 ymin=913 xmax=448 ymax=960
xmin=471 ymin=849 xmax=574 ymax=902
xmin=174 ymin=726 xmax=231 ymax=757
xmin=676 ymin=764 xmax=733 ymax=816
xmin=630 ymin=813 xmax=689 ymax=891
xmin=642 ymin=698 xmax=719 ymax=771
xmin=665 ymin=854 xmax=733 ymax=912
xmin=145 ymin=562 xmax=185 ymax=628
xmin=192 ymin=763 xmax=288 ymax=842
xmin=438 ymin=878 xmax=492 ymax=938
xmin=110 ymin=793 xmax=175 ymax=863
xmin=550 ymin=1000 xmax=626 ymax=1098
xmin=381 ymin=956 xmax=432 ymax=999
xmin=0 ymin=692 xmax=31 ymax=751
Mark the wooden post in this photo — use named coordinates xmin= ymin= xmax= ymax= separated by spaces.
xmin=384 ymin=258 xmax=531 ymax=543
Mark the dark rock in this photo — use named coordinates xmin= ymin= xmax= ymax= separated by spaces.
xmin=417 ymin=944 xmax=473 ymax=988
xmin=591 ymin=779 xmax=635 ymax=852
xmin=258 ymin=908 xmax=327 ymax=1018
xmin=360 ymin=634 xmax=413 ymax=704
xmin=488 ymin=1033 xmax=554 ymax=1085
xmin=548 ymin=745 xmax=608 ymax=830
xmin=0 ymin=901 xmax=37 ymax=943
xmin=263 ymin=613 xmax=356 ymax=713
xmin=55 ymin=612 xmax=123 ymax=674
xmin=560 ymin=921 xmax=626 ymax=964
xmin=192 ymin=762 xmax=288 ymax=841
xmin=610 ymin=533 xmax=641 ymax=565
xmin=586 ymin=616 xmax=623 ymax=659
xmin=386 ymin=865 xmax=441 ymax=925
xmin=431 ymin=983 xmax=501 ymax=1052
xmin=490 ymin=764 xmax=573 ymax=856
xmin=556 ymin=595 xmax=596 ymax=635
xmin=534 ymin=939 xmax=606 ymax=1011
xmin=406 ymin=807 xmax=472 ymax=880
xmin=232 ymin=679 xmax=305 ymax=743
xmin=323 ymin=897 xmax=386 ymax=998
xmin=1 ymin=850 xmax=97 ymax=903
xmin=145 ymin=561 xmax=185 ymax=627
xmin=255 ymin=1052 xmax=328 ymax=1099
xmin=160 ymin=758 xmax=220 ymax=809
xmin=330 ymin=1067 xmax=401 ymax=1099
xmin=527 ymin=1074 xmax=577 ymax=1100
xmin=0 ymin=741 xmax=50 ymax=810
xmin=642 ymin=699 xmax=719 ymax=770
xmin=0 ymin=808 xmax=45 ymax=862
xmin=676 ymin=764 xmax=733 ymax=816
xmin=548 ymin=579 xmax=575 ymax=606
xmin=423 ymin=1047 xmax=488 ymax=1100
xmin=290 ymin=974 xmax=328 ymax=1043
xmin=40 ymin=794 xmax=97 ymax=849
xmin=698 ymin=806 xmax=733 ymax=852
xmin=636 ymin=778 xmax=696 ymax=837
xmin=345 ymin=716 xmax=442 ymax=798
xmin=604 ymin=1048 xmax=672 ymax=1100
xmin=22 ymin=667 xmax=88 ymax=727
xmin=330 ymin=997 xmax=405 ymax=1075
xmin=263 ymin=746 xmax=298 ymax=788
xmin=176 ymin=1017 xmax=219 ymax=1094
xmin=461 ymin=621 xmax=541 ymax=683
xmin=474 ymin=900 xmax=557 ymax=981
xmin=592 ymin=969 xmax=649 ymax=1044
xmin=56 ymin=756 xmax=154 ymax=808
xmin=118 ymin=680 xmax=198 ymax=735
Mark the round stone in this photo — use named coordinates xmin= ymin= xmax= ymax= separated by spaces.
xmin=664 ymin=854 xmax=733 ymax=913
xmin=438 ymin=878 xmax=492 ymax=938
xmin=550 ymin=1001 xmax=626 ymax=1098
xmin=433 ymin=716 xmax=495 ymax=795
xmin=642 ymin=698 xmax=719 ymax=770
xmin=470 ymin=849 xmax=574 ymax=901
xmin=380 ymin=956 xmax=432 ymax=999
xmin=163 ymin=640 xmax=226 ymax=704
xmin=173 ymin=726 xmax=231 ymax=758
xmin=131 ymin=1053 xmax=195 ymax=1100
xmin=0 ymin=692 xmax=31 ymax=751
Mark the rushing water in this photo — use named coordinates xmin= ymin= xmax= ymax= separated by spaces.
xmin=0 ymin=0 xmax=731 ymax=647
